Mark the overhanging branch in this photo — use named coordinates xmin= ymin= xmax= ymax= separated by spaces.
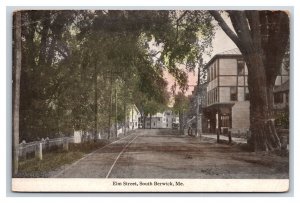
xmin=209 ymin=11 xmax=241 ymax=47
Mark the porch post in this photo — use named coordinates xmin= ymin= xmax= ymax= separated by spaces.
xmin=216 ymin=110 xmax=220 ymax=143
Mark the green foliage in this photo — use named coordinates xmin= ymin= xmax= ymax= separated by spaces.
xmin=275 ymin=111 xmax=289 ymax=129
xmin=173 ymin=92 xmax=189 ymax=115
xmin=18 ymin=10 xmax=213 ymax=141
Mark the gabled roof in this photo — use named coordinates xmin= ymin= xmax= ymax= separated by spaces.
xmin=218 ymin=48 xmax=241 ymax=55
xmin=204 ymin=48 xmax=242 ymax=69
xmin=131 ymin=104 xmax=140 ymax=114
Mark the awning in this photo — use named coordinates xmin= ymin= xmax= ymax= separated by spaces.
xmin=204 ymin=102 xmax=235 ymax=111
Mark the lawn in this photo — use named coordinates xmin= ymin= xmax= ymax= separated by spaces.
xmin=16 ymin=140 xmax=109 ymax=178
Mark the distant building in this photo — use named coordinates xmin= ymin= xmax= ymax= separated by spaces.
xmin=127 ymin=104 xmax=141 ymax=130
xmin=144 ymin=110 xmax=179 ymax=129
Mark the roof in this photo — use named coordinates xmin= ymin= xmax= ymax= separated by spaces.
xmin=274 ymin=80 xmax=289 ymax=93
xmin=204 ymin=48 xmax=242 ymax=69
xmin=218 ymin=48 xmax=241 ymax=55
xmin=132 ymin=104 xmax=140 ymax=114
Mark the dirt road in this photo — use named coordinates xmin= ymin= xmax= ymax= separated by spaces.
xmin=53 ymin=129 xmax=288 ymax=178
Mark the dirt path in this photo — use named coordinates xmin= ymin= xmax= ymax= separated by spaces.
xmin=52 ymin=129 xmax=288 ymax=179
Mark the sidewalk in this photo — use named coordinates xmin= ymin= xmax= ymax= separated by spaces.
xmin=200 ymin=134 xmax=247 ymax=144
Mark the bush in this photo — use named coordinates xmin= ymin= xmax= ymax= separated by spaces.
xmin=275 ymin=111 xmax=289 ymax=129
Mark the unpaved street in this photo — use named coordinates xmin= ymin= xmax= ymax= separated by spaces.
xmin=53 ymin=129 xmax=288 ymax=179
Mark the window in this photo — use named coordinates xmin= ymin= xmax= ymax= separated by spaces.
xmin=230 ymin=87 xmax=237 ymax=101
xmin=208 ymin=68 xmax=210 ymax=82
xmin=214 ymin=63 xmax=217 ymax=79
xmin=245 ymin=87 xmax=250 ymax=101
xmin=207 ymin=92 xmax=210 ymax=104
xmin=212 ymin=65 xmax=215 ymax=80
xmin=237 ymin=60 xmax=245 ymax=75
xmin=274 ymin=93 xmax=283 ymax=104
xmin=221 ymin=115 xmax=230 ymax=127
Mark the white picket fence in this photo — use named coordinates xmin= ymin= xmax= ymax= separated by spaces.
xmin=18 ymin=137 xmax=75 ymax=160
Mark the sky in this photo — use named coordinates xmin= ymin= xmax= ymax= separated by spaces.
xmin=164 ymin=20 xmax=237 ymax=99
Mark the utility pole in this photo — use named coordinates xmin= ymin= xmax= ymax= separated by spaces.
xmin=94 ymin=62 xmax=98 ymax=141
xmin=196 ymin=57 xmax=203 ymax=138
xmin=13 ymin=11 xmax=22 ymax=175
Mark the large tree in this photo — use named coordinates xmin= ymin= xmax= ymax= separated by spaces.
xmin=173 ymin=92 xmax=189 ymax=134
xmin=209 ymin=10 xmax=290 ymax=151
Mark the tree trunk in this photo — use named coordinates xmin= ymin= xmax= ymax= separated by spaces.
xmin=123 ymin=98 xmax=127 ymax=136
xmin=244 ymin=53 xmax=281 ymax=151
xmin=38 ymin=11 xmax=51 ymax=66
xmin=179 ymin=111 xmax=184 ymax=135
xmin=107 ymin=70 xmax=113 ymax=140
xmin=94 ymin=63 xmax=98 ymax=141
xmin=13 ymin=11 xmax=22 ymax=176
xmin=131 ymin=107 xmax=134 ymax=130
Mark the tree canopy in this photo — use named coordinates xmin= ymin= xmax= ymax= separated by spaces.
xmin=18 ymin=10 xmax=214 ymax=141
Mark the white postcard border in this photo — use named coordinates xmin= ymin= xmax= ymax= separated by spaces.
xmin=12 ymin=178 xmax=289 ymax=192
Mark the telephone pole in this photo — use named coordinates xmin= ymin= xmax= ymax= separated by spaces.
xmin=196 ymin=57 xmax=203 ymax=137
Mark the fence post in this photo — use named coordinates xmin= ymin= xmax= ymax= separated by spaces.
xmin=45 ymin=137 xmax=49 ymax=151
xmin=19 ymin=140 xmax=26 ymax=159
xmin=63 ymin=138 xmax=69 ymax=151
xmin=35 ymin=142 xmax=43 ymax=160
xmin=228 ymin=131 xmax=232 ymax=144
xmin=217 ymin=129 xmax=220 ymax=143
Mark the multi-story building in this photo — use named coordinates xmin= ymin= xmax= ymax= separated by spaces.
xmin=202 ymin=48 xmax=249 ymax=135
xmin=144 ymin=110 xmax=179 ymax=129
xmin=202 ymin=48 xmax=288 ymax=135
xmin=144 ymin=112 xmax=165 ymax=129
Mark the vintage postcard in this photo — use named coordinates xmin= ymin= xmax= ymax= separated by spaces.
xmin=11 ymin=9 xmax=290 ymax=192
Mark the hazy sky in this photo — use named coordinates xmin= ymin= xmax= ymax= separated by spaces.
xmin=164 ymin=23 xmax=237 ymax=98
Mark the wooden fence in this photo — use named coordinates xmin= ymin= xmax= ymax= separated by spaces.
xmin=18 ymin=137 xmax=75 ymax=160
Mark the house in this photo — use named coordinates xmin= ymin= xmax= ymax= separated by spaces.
xmin=144 ymin=110 xmax=179 ymax=129
xmin=164 ymin=110 xmax=178 ymax=128
xmin=127 ymin=104 xmax=141 ymax=130
xmin=202 ymin=48 xmax=289 ymax=135
xmin=145 ymin=112 xmax=165 ymax=129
